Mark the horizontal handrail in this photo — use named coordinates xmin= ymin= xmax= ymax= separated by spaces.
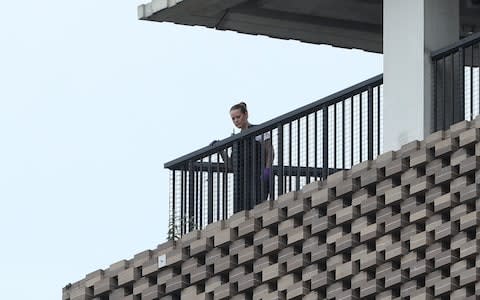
xmin=164 ymin=74 xmax=383 ymax=170
xmin=431 ymin=32 xmax=480 ymax=59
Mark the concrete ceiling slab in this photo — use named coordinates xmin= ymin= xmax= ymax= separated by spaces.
xmin=138 ymin=0 xmax=480 ymax=53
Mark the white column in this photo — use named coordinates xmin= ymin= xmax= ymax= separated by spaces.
xmin=383 ymin=0 xmax=459 ymax=152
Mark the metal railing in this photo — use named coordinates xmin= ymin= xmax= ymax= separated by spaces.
xmin=432 ymin=32 xmax=480 ymax=131
xmin=165 ymin=75 xmax=383 ymax=236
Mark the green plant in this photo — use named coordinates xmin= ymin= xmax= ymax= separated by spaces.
xmin=167 ymin=215 xmax=198 ymax=241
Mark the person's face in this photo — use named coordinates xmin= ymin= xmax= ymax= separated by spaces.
xmin=230 ymin=109 xmax=248 ymax=129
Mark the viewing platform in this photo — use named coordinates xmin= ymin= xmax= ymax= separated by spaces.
xmin=164 ymin=33 xmax=480 ymax=238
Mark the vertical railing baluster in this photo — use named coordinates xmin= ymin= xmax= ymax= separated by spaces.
xmin=454 ymin=48 xmax=465 ymax=123
xmin=216 ymin=152 xmax=220 ymax=221
xmin=195 ymin=164 xmax=199 ymax=229
xmin=470 ymin=46 xmax=474 ymax=120
xmin=306 ymin=114 xmax=310 ymax=184
xmin=477 ymin=42 xmax=480 ymax=117
xmin=445 ymin=55 xmax=449 ymax=129
xmin=250 ymin=135 xmax=256 ymax=207
xmin=199 ymin=163 xmax=203 ymax=229
xmin=368 ymin=86 xmax=374 ymax=160
xmin=377 ymin=86 xmax=381 ymax=156
xmin=260 ymin=132 xmax=265 ymax=202
xmin=207 ymin=155 xmax=213 ymax=224
xmin=232 ymin=141 xmax=241 ymax=213
xmin=269 ymin=129 xmax=274 ymax=200
xmin=433 ymin=56 xmax=437 ymax=131
xmin=222 ymin=148 xmax=228 ymax=220
xmin=334 ymin=104 xmax=337 ymax=172
xmin=243 ymin=139 xmax=248 ymax=210
xmin=277 ymin=124 xmax=284 ymax=197
xmin=342 ymin=100 xmax=345 ymax=169
xmin=288 ymin=122 xmax=292 ymax=191
xmin=314 ymin=111 xmax=318 ymax=181
xmin=180 ymin=168 xmax=185 ymax=235
xmin=171 ymin=170 xmax=176 ymax=237
xmin=296 ymin=118 xmax=301 ymax=191
xmin=447 ymin=54 xmax=454 ymax=127
xmin=322 ymin=108 xmax=329 ymax=179
xmin=351 ymin=96 xmax=354 ymax=167
xmin=359 ymin=93 xmax=363 ymax=162
xmin=440 ymin=57 xmax=447 ymax=131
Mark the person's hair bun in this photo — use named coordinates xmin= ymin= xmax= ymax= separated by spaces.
xmin=230 ymin=101 xmax=248 ymax=113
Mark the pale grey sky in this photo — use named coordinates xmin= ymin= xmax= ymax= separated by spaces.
xmin=0 ymin=1 xmax=382 ymax=299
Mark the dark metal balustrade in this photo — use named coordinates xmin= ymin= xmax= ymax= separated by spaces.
xmin=433 ymin=32 xmax=480 ymax=131
xmin=165 ymin=75 xmax=383 ymax=236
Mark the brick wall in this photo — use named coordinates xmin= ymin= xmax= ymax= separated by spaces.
xmin=63 ymin=119 xmax=480 ymax=300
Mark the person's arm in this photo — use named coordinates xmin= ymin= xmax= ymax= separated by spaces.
xmin=219 ymin=149 xmax=232 ymax=166
xmin=211 ymin=141 xmax=232 ymax=167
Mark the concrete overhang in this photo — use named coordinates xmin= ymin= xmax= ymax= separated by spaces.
xmin=138 ymin=0 xmax=480 ymax=54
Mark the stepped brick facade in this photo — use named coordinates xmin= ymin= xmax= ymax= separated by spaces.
xmin=63 ymin=119 xmax=480 ymax=300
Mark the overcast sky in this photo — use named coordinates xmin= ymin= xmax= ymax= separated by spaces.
xmin=0 ymin=1 xmax=382 ymax=299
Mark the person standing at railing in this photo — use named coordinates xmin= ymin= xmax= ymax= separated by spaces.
xmin=212 ymin=102 xmax=274 ymax=211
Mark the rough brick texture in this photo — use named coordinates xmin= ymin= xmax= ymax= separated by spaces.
xmin=63 ymin=118 xmax=480 ymax=300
